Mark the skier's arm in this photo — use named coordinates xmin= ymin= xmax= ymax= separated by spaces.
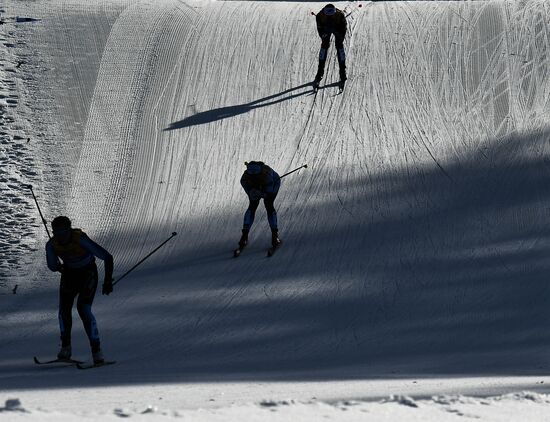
xmin=264 ymin=170 xmax=280 ymax=193
xmin=45 ymin=242 xmax=62 ymax=272
xmin=273 ymin=170 xmax=281 ymax=192
xmin=240 ymin=175 xmax=252 ymax=195
xmin=316 ymin=14 xmax=328 ymax=37
xmin=340 ymin=14 xmax=347 ymax=35
xmin=79 ymin=235 xmax=114 ymax=282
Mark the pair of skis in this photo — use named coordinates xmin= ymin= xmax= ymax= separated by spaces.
xmin=234 ymin=242 xmax=281 ymax=258
xmin=34 ymin=356 xmax=116 ymax=370
xmin=312 ymin=79 xmax=345 ymax=94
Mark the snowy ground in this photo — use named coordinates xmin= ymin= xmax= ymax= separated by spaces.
xmin=3 ymin=391 xmax=550 ymax=421
xmin=2 ymin=0 xmax=550 ymax=420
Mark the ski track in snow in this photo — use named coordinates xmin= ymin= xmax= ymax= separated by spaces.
xmin=2 ymin=0 xmax=550 ymax=419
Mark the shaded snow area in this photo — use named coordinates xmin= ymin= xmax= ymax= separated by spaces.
xmin=2 ymin=0 xmax=550 ymax=420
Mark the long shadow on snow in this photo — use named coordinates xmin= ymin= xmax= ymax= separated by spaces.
xmin=2 ymin=129 xmax=550 ymax=389
xmin=163 ymin=82 xmax=324 ymax=130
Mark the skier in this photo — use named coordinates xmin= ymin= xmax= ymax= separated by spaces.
xmin=237 ymin=161 xmax=282 ymax=253
xmin=313 ymin=3 xmax=348 ymax=90
xmin=45 ymin=216 xmax=114 ymax=364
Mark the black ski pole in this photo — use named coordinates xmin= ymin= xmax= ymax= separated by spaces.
xmin=113 ymin=232 xmax=177 ymax=286
xmin=280 ymin=164 xmax=308 ymax=179
xmin=27 ymin=184 xmax=51 ymax=239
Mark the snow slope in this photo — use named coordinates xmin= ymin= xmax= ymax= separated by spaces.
xmin=2 ymin=0 xmax=550 ymax=418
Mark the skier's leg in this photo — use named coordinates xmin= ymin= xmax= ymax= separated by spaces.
xmin=264 ymin=194 xmax=280 ymax=247
xmin=243 ymin=199 xmax=260 ymax=231
xmin=58 ymin=273 xmax=78 ymax=350
xmin=76 ymin=263 xmax=100 ymax=353
xmin=335 ymin=34 xmax=346 ymax=82
xmin=264 ymin=195 xmax=278 ymax=231
xmin=240 ymin=199 xmax=260 ymax=247
xmin=315 ymin=35 xmax=331 ymax=83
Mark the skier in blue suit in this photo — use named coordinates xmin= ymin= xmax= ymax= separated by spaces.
xmin=239 ymin=161 xmax=281 ymax=249
xmin=46 ymin=215 xmax=113 ymax=364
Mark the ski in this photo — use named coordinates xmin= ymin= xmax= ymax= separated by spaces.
xmin=76 ymin=360 xmax=116 ymax=370
xmin=34 ymin=356 xmax=84 ymax=365
xmin=313 ymin=80 xmax=344 ymax=94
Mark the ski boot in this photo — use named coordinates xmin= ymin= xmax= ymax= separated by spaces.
xmin=92 ymin=343 xmax=104 ymax=365
xmin=313 ymin=75 xmax=322 ymax=90
xmin=267 ymin=229 xmax=282 ymax=257
xmin=311 ymin=76 xmax=321 ymax=91
xmin=339 ymin=66 xmax=347 ymax=92
xmin=238 ymin=229 xmax=249 ymax=249
xmin=313 ymin=63 xmax=325 ymax=90
xmin=234 ymin=229 xmax=249 ymax=257
xmin=93 ymin=350 xmax=104 ymax=365
xmin=57 ymin=345 xmax=71 ymax=360
xmin=271 ymin=229 xmax=282 ymax=248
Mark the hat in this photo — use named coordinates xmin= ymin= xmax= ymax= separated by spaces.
xmin=245 ymin=161 xmax=264 ymax=175
xmin=51 ymin=216 xmax=71 ymax=232
xmin=323 ymin=4 xmax=336 ymax=16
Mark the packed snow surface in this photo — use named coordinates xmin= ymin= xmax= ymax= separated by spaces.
xmin=1 ymin=0 xmax=550 ymax=420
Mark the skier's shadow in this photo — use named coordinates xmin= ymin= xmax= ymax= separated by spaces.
xmin=164 ymin=82 xmax=334 ymax=131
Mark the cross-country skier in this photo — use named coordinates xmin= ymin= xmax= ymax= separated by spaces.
xmin=238 ymin=161 xmax=282 ymax=251
xmin=313 ymin=3 xmax=347 ymax=90
xmin=46 ymin=216 xmax=114 ymax=364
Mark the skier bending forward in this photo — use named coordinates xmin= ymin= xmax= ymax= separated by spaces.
xmin=313 ymin=3 xmax=347 ymax=90
xmin=238 ymin=161 xmax=282 ymax=250
xmin=46 ymin=216 xmax=114 ymax=364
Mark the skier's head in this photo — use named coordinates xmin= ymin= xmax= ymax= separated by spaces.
xmin=51 ymin=216 xmax=72 ymax=240
xmin=245 ymin=161 xmax=264 ymax=176
xmin=323 ymin=4 xmax=336 ymax=16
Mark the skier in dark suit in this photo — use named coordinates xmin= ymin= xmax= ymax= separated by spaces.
xmin=46 ymin=216 xmax=113 ymax=364
xmin=238 ymin=161 xmax=281 ymax=250
xmin=313 ymin=4 xmax=348 ymax=90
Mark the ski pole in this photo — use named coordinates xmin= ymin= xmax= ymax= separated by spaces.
xmin=27 ymin=184 xmax=51 ymax=239
xmin=280 ymin=164 xmax=308 ymax=179
xmin=112 ymin=232 xmax=177 ymax=286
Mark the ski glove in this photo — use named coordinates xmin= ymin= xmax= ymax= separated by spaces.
xmin=102 ymin=278 xmax=113 ymax=295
